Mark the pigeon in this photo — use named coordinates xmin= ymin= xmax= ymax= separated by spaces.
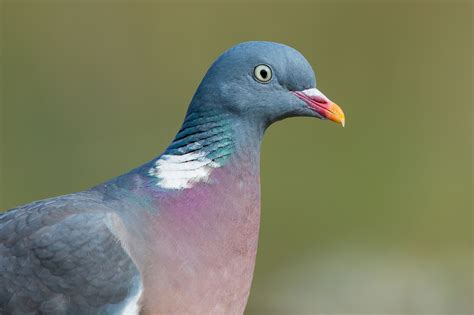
xmin=0 ymin=41 xmax=345 ymax=315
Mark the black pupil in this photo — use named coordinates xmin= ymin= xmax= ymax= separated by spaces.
xmin=260 ymin=69 xmax=268 ymax=79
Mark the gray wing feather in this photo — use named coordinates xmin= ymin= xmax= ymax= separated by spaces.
xmin=0 ymin=193 xmax=141 ymax=315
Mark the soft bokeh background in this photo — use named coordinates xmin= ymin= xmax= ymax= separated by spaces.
xmin=1 ymin=1 xmax=472 ymax=314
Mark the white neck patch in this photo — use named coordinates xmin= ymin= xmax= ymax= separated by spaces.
xmin=148 ymin=151 xmax=221 ymax=189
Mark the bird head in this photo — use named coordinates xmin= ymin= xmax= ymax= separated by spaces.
xmin=190 ymin=41 xmax=345 ymax=129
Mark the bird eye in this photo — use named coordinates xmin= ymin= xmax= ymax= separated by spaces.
xmin=253 ymin=64 xmax=272 ymax=83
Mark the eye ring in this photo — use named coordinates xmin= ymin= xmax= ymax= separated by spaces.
xmin=253 ymin=64 xmax=273 ymax=83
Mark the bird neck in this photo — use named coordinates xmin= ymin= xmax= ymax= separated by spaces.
xmin=109 ymin=110 xmax=264 ymax=314
xmin=146 ymin=108 xmax=264 ymax=190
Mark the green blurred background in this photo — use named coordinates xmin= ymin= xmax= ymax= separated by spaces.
xmin=1 ymin=1 xmax=472 ymax=314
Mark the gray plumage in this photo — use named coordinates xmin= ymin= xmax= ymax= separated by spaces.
xmin=0 ymin=192 xmax=140 ymax=314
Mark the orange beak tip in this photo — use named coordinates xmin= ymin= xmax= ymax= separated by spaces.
xmin=329 ymin=102 xmax=346 ymax=128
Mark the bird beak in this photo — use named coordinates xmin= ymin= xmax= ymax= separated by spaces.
xmin=292 ymin=88 xmax=345 ymax=127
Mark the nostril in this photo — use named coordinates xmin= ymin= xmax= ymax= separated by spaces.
xmin=314 ymin=96 xmax=328 ymax=104
xmin=293 ymin=89 xmax=330 ymax=107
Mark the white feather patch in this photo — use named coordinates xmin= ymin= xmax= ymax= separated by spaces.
xmin=149 ymin=152 xmax=220 ymax=189
xmin=121 ymin=284 xmax=142 ymax=315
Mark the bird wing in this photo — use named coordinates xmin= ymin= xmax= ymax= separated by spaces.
xmin=0 ymin=192 xmax=142 ymax=314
